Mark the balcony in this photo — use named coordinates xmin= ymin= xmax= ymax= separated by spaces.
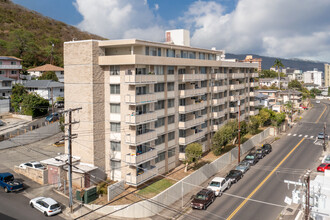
xmin=167 ymin=75 xmax=175 ymax=82
xmin=125 ymin=166 xmax=157 ymax=186
xmin=249 ymin=92 xmax=255 ymax=96
xmin=0 ymin=65 xmax=22 ymax=70
xmin=251 ymin=72 xmax=259 ymax=78
xmin=179 ymin=101 xmax=206 ymax=113
xmin=179 ymin=74 xmax=207 ymax=82
xmin=125 ymin=94 xmax=157 ymax=105
xmin=231 ymin=73 xmax=245 ymax=79
xmin=239 ymin=113 xmax=246 ymax=121
xmin=212 ymin=85 xmax=227 ymax=93
xmin=250 ymin=82 xmax=258 ymax=87
xmin=212 ymin=97 xmax=226 ymax=106
xmin=125 ymin=111 xmax=157 ymax=125
xmin=178 ymin=115 xmax=206 ymax=129
xmin=124 ymin=75 xmax=156 ymax=84
xmin=179 ymin=129 xmax=206 ymax=145
xmin=212 ymin=110 xmax=226 ymax=119
xmin=249 ymin=101 xmax=258 ymax=106
xmin=212 ymin=123 xmax=225 ymax=132
xmin=230 ymin=106 xmax=239 ymax=113
xmin=230 ymin=96 xmax=240 ymax=102
xmin=125 ymin=130 xmax=157 ymax=146
xmin=230 ymin=84 xmax=245 ymax=90
xmin=125 ymin=148 xmax=157 ymax=165
xmin=213 ymin=73 xmax=226 ymax=80
xmin=179 ymin=87 xmax=207 ymax=98
xmin=249 ymin=109 xmax=259 ymax=116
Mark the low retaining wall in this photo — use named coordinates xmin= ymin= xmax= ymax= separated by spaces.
xmin=86 ymin=128 xmax=272 ymax=218
xmin=9 ymin=113 xmax=33 ymax=121
xmin=14 ymin=166 xmax=48 ymax=185
xmin=108 ymin=180 xmax=125 ymax=201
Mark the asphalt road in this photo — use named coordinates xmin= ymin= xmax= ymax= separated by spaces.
xmin=184 ymin=100 xmax=329 ymax=220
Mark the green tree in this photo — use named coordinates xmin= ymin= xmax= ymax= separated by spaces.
xmin=288 ymin=80 xmax=303 ymax=90
xmin=184 ymin=143 xmax=203 ymax=172
xmin=273 ymin=112 xmax=286 ymax=127
xmin=272 ymin=59 xmax=284 ymax=90
xmin=259 ymin=70 xmax=286 ymax=78
xmin=56 ymin=96 xmax=64 ymax=102
xmin=259 ymin=109 xmax=271 ymax=126
xmin=212 ymin=120 xmax=239 ymax=155
xmin=39 ymin=71 xmax=58 ymax=81
xmin=11 ymin=83 xmax=27 ymax=112
xmin=248 ymin=115 xmax=261 ymax=134
xmin=21 ymin=93 xmax=49 ymax=117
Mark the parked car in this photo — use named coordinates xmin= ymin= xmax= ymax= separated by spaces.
xmin=0 ymin=172 xmax=24 ymax=193
xmin=261 ymin=144 xmax=272 ymax=154
xmin=19 ymin=161 xmax=45 ymax=170
xmin=244 ymin=153 xmax=259 ymax=165
xmin=53 ymin=139 xmax=65 ymax=147
xmin=235 ymin=161 xmax=250 ymax=174
xmin=45 ymin=113 xmax=59 ymax=122
xmin=207 ymin=177 xmax=231 ymax=196
xmin=318 ymin=132 xmax=329 ymax=140
xmin=317 ymin=163 xmax=330 ymax=172
xmin=256 ymin=148 xmax=266 ymax=159
xmin=191 ymin=189 xmax=215 ymax=210
xmin=30 ymin=197 xmax=62 ymax=216
xmin=54 ymin=101 xmax=64 ymax=108
xmin=225 ymin=170 xmax=243 ymax=183
xmin=322 ymin=155 xmax=330 ymax=164
xmin=0 ymin=120 xmax=5 ymax=126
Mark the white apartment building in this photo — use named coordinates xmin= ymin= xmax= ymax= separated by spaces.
xmin=64 ymin=34 xmax=259 ymax=187
xmin=303 ymin=68 xmax=322 ymax=87
xmin=28 ymin=64 xmax=64 ymax=83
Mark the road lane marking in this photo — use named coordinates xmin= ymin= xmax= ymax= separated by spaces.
xmin=304 ymin=135 xmax=308 ymax=138
xmin=310 ymin=136 xmax=313 ymax=139
xmin=298 ymin=134 xmax=302 ymax=137
xmin=293 ymin=134 xmax=297 ymax=136
xmin=288 ymin=133 xmax=291 ymax=136
xmin=315 ymin=103 xmax=327 ymax=123
xmin=226 ymin=138 xmax=305 ymax=220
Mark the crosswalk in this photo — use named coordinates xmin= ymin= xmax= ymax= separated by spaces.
xmin=285 ymin=133 xmax=325 ymax=145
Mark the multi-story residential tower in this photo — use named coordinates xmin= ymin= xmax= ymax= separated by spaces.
xmin=325 ymin=64 xmax=330 ymax=87
xmin=64 ymin=36 xmax=259 ymax=187
xmin=303 ymin=68 xmax=322 ymax=87
xmin=0 ymin=56 xmax=22 ymax=80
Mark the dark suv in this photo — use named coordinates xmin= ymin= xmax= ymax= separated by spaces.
xmin=191 ymin=189 xmax=215 ymax=210
xmin=244 ymin=153 xmax=259 ymax=165
xmin=256 ymin=148 xmax=266 ymax=159
xmin=261 ymin=144 xmax=272 ymax=154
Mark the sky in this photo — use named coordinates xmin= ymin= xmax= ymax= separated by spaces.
xmin=12 ymin=0 xmax=330 ymax=62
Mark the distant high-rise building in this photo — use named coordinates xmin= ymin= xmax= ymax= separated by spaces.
xmin=303 ymin=68 xmax=322 ymax=87
xmin=325 ymin=64 xmax=330 ymax=87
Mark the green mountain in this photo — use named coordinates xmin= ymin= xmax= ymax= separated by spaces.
xmin=0 ymin=0 xmax=106 ymax=71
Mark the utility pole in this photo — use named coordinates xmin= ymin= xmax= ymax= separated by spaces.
xmin=238 ymin=99 xmax=241 ymax=163
xmin=304 ymin=170 xmax=311 ymax=220
xmin=50 ymin=43 xmax=54 ymax=65
xmin=324 ymin=122 xmax=327 ymax=152
xmin=62 ymin=107 xmax=82 ymax=213
xmin=51 ymin=87 xmax=54 ymax=114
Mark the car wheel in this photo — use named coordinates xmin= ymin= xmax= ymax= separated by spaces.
xmin=30 ymin=203 xmax=34 ymax=208
xmin=212 ymin=197 xmax=215 ymax=203
xmin=44 ymin=212 xmax=48 ymax=216
xmin=228 ymin=183 xmax=231 ymax=189
xmin=4 ymin=187 xmax=8 ymax=193
xmin=203 ymin=205 xmax=206 ymax=210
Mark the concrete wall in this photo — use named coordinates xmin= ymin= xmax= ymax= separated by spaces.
xmin=0 ymin=99 xmax=10 ymax=114
xmin=108 ymin=180 xmax=125 ymax=201
xmin=86 ymin=127 xmax=272 ymax=218
xmin=14 ymin=166 xmax=48 ymax=185
xmin=10 ymin=113 xmax=33 ymax=121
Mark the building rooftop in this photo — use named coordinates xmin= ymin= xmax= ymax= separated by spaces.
xmin=27 ymin=64 xmax=64 ymax=72
xmin=23 ymin=80 xmax=64 ymax=88
xmin=0 ymin=76 xmax=15 ymax=81
xmin=279 ymin=89 xmax=302 ymax=95
xmin=40 ymin=154 xmax=80 ymax=167
xmin=0 ymin=56 xmax=22 ymax=61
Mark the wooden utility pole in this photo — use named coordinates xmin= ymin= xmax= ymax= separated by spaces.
xmin=238 ymin=99 xmax=241 ymax=163
xmin=304 ymin=170 xmax=311 ymax=220
xmin=62 ymin=107 xmax=82 ymax=213
xmin=51 ymin=87 xmax=54 ymax=114
xmin=324 ymin=122 xmax=327 ymax=152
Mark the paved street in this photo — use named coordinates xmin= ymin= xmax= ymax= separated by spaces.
xmin=183 ymin=100 xmax=329 ymax=220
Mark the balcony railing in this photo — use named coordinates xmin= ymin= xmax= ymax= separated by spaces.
xmin=249 ymin=101 xmax=258 ymax=106
xmin=125 ymin=130 xmax=157 ymax=145
xmin=230 ymin=84 xmax=245 ymax=90
xmin=251 ymin=72 xmax=259 ymax=78
xmin=230 ymin=96 xmax=240 ymax=102
xmin=179 ymin=129 xmax=206 ymax=145
xmin=212 ymin=97 xmax=226 ymax=106
xmin=213 ymin=73 xmax=226 ymax=80
xmin=179 ymin=74 xmax=207 ymax=82
xmin=125 ymin=111 xmax=157 ymax=125
xmin=179 ymin=87 xmax=207 ymax=98
xmin=231 ymin=73 xmax=245 ymax=79
xmin=212 ymin=110 xmax=226 ymax=119
xmin=179 ymin=101 xmax=206 ymax=113
xmin=249 ymin=109 xmax=259 ymax=116
xmin=230 ymin=106 xmax=239 ymax=113
xmin=249 ymin=92 xmax=255 ymax=96
xmin=212 ymin=85 xmax=227 ymax=93
xmin=178 ymin=115 xmax=206 ymax=129
xmin=0 ymin=65 xmax=22 ymax=70
xmin=125 ymin=148 xmax=157 ymax=165
xmin=125 ymin=166 xmax=157 ymax=186
xmin=250 ymin=82 xmax=258 ymax=87
xmin=212 ymin=123 xmax=225 ymax=131
xmin=124 ymin=74 xmax=156 ymax=84
xmin=125 ymin=94 xmax=157 ymax=105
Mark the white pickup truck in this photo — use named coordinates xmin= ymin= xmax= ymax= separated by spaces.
xmin=207 ymin=177 xmax=231 ymax=196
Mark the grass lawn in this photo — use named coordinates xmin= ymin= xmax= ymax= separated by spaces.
xmin=137 ymin=178 xmax=175 ymax=198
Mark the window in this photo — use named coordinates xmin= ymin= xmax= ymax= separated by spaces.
xmin=178 ymin=69 xmax=185 ymax=74
xmin=179 ymin=114 xmax=186 ymax=122
xmin=110 ymin=103 xmax=120 ymax=113
xmin=167 ymin=82 xmax=174 ymax=91
xmin=154 ymin=66 xmax=164 ymax=75
xmin=0 ymin=70 xmax=4 ymax=75
xmin=179 ymin=99 xmax=186 ymax=106
xmin=11 ymin=61 xmax=16 ymax=65
xmin=201 ymin=121 xmax=207 ymax=129
xmin=155 ymin=151 xmax=166 ymax=163
xmin=111 ymin=160 xmax=121 ymax=169
xmin=168 ymin=115 xmax=175 ymax=124
xmin=201 ymin=80 xmax=207 ymax=88
xmin=167 ymin=66 xmax=174 ymax=75
xmin=155 ymin=100 xmax=165 ymax=110
xmin=200 ymin=67 xmax=206 ymax=74
xmin=189 ymin=52 xmax=196 ymax=59
xmin=168 ymin=131 xmax=175 ymax=141
xmin=110 ymin=84 xmax=120 ymax=94
xmin=110 ymin=66 xmax=120 ymax=75
xmin=181 ymin=51 xmax=188 ymax=58
xmin=110 ymin=122 xmax=120 ymax=132
xmin=136 ymin=68 xmax=147 ymax=75
xmin=155 ymin=117 xmax=165 ymax=128
xmin=136 ymin=86 xmax=148 ymax=95
xmin=155 ymin=134 xmax=165 ymax=145
xmin=179 ymin=130 xmax=186 ymax=137
xmin=178 ymin=84 xmax=185 ymax=90
xmin=167 ymin=99 xmax=174 ymax=108
xmin=168 ymin=148 xmax=176 ymax=157
xmin=136 ymin=123 xmax=150 ymax=135
xmin=199 ymin=53 xmax=205 ymax=60
xmin=154 ymin=83 xmax=165 ymax=92
xmin=111 ymin=141 xmax=121 ymax=151
xmin=179 ymin=145 xmax=186 ymax=153
xmin=11 ymin=70 xmax=17 ymax=75
xmin=166 ymin=49 xmax=175 ymax=57
xmin=60 ymin=89 xmax=64 ymax=92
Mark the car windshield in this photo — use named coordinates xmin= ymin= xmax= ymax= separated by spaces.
xmin=319 ymin=164 xmax=326 ymax=167
xmin=256 ymin=150 xmax=262 ymax=153
xmin=195 ymin=194 xmax=206 ymax=200
xmin=229 ymin=171 xmax=239 ymax=176
xmin=325 ymin=157 xmax=330 ymax=162
xmin=209 ymin=181 xmax=220 ymax=187
xmin=3 ymin=175 xmax=14 ymax=182
xmin=34 ymin=164 xmax=43 ymax=168
xmin=50 ymin=203 xmax=60 ymax=210
xmin=246 ymin=155 xmax=254 ymax=159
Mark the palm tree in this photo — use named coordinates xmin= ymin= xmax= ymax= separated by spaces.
xmin=272 ymin=59 xmax=284 ymax=90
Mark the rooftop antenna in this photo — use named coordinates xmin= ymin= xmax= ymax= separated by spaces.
xmin=50 ymin=42 xmax=54 ymax=65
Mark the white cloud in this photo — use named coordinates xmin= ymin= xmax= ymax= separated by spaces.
xmin=74 ymin=0 xmax=164 ymax=40
xmin=154 ymin=4 xmax=159 ymax=11
xmin=180 ymin=0 xmax=330 ymax=60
